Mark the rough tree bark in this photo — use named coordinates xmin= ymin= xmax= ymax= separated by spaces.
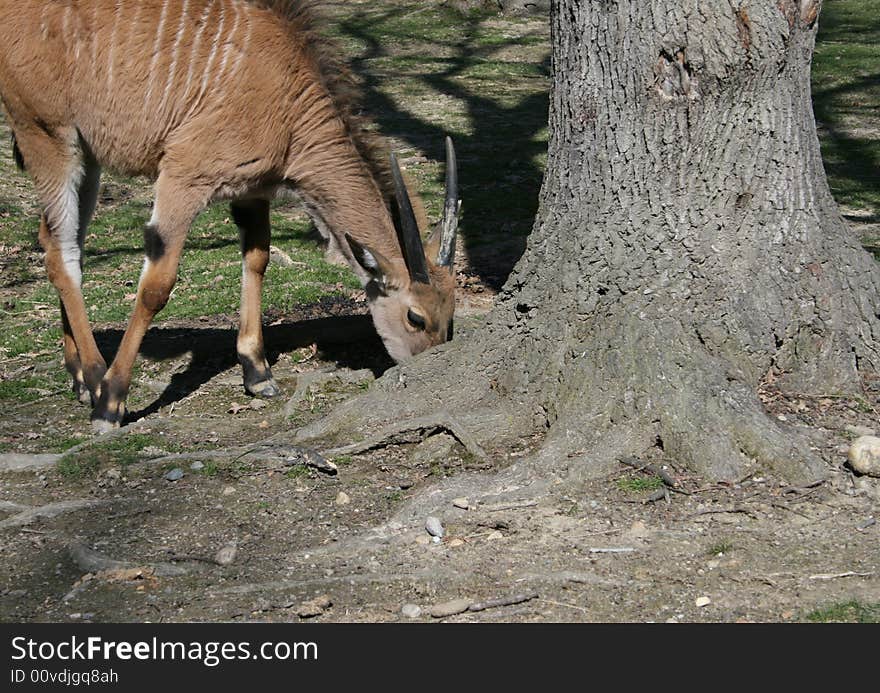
xmin=300 ymin=0 xmax=880 ymax=482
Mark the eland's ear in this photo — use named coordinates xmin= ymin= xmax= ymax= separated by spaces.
xmin=346 ymin=233 xmax=394 ymax=294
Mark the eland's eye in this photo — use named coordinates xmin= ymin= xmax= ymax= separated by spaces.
xmin=407 ymin=309 xmax=426 ymax=330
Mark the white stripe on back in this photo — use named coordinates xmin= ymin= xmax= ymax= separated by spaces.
xmin=144 ymin=0 xmax=172 ymax=109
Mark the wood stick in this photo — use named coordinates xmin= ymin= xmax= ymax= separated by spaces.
xmin=468 ymin=591 xmax=539 ymax=612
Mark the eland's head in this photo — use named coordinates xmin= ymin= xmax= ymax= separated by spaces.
xmin=347 ymin=137 xmax=460 ymax=363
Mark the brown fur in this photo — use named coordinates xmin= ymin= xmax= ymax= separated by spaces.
xmin=0 ymin=0 xmax=456 ymax=429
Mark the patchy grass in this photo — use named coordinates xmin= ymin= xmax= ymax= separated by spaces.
xmin=616 ymin=475 xmax=665 ymax=493
xmin=57 ymin=433 xmax=176 ymax=479
xmin=805 ymin=600 xmax=880 ymax=623
xmin=707 ymin=540 xmax=734 ymax=556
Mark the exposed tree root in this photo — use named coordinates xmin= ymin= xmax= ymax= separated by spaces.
xmin=318 ymin=412 xmax=490 ymax=464
xmin=291 ymin=312 xmax=831 ymax=484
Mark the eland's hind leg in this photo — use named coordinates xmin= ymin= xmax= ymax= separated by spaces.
xmin=231 ymin=199 xmax=279 ymax=398
xmin=15 ymin=125 xmax=108 ymax=400
xmin=90 ymin=172 xmax=208 ymax=431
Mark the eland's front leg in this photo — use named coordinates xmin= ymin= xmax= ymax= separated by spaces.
xmin=91 ymin=174 xmax=207 ymax=431
xmin=231 ymin=199 xmax=279 ymax=398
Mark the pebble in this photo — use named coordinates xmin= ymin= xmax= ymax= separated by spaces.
xmin=214 ymin=543 xmax=238 ymax=566
xmin=335 ymin=491 xmax=351 ymax=506
xmin=298 ymin=595 xmax=332 ymax=619
xmin=415 ymin=535 xmax=430 ymax=546
xmin=695 ymin=596 xmax=712 ymax=608
xmin=425 ymin=516 xmax=445 ymax=538
xmin=249 ymin=399 xmax=268 ymax=411
xmin=848 ymin=436 xmax=880 ymax=477
xmin=452 ymin=498 xmax=470 ymax=510
xmin=486 ymin=531 xmax=504 ymax=541
xmin=164 ymin=468 xmax=184 ymax=482
xmin=190 ymin=461 xmax=204 ymax=471
xmin=429 ymin=598 xmax=472 ymax=618
xmin=401 ymin=604 xmax=422 ymax=619
xmin=845 ymin=424 xmax=876 ymax=437
xmin=448 ymin=538 xmax=465 ymax=548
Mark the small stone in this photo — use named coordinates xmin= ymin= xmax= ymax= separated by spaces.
xmin=695 ymin=596 xmax=711 ymax=608
xmin=425 ymin=516 xmax=445 ymax=538
xmin=486 ymin=531 xmax=504 ymax=541
xmin=448 ymin=538 xmax=465 ymax=548
xmin=222 ymin=486 xmax=236 ymax=496
xmin=335 ymin=491 xmax=351 ymax=506
xmin=848 ymin=436 xmax=880 ymax=477
xmin=415 ymin=535 xmax=430 ymax=546
xmin=707 ymin=560 xmax=720 ymax=570
xmin=298 ymin=594 xmax=332 ymax=619
xmin=429 ymin=598 xmax=472 ymax=618
xmin=214 ymin=543 xmax=238 ymax=566
xmin=845 ymin=424 xmax=876 ymax=437
xmin=164 ymin=468 xmax=184 ymax=482
xmin=190 ymin=461 xmax=204 ymax=471
xmin=452 ymin=498 xmax=470 ymax=510
xmin=401 ymin=604 xmax=422 ymax=619
xmin=249 ymin=399 xmax=268 ymax=411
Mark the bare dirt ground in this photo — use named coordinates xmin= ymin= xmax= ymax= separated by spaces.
xmin=1 ymin=280 xmax=878 ymax=623
xmin=1 ymin=2 xmax=878 ymax=623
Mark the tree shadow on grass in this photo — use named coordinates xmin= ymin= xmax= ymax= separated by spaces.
xmin=812 ymin=71 xmax=880 ymax=219
xmin=338 ymin=6 xmax=551 ymax=289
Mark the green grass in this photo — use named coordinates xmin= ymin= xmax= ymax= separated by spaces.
xmin=616 ymin=475 xmax=665 ymax=493
xmin=805 ymin=600 xmax=880 ymax=623
xmin=707 ymin=540 xmax=734 ymax=556
xmin=285 ymin=465 xmax=311 ymax=480
xmin=57 ymin=433 xmax=175 ymax=479
xmin=812 ymin=0 xmax=880 ymax=215
xmin=0 ymin=0 xmax=877 ymax=438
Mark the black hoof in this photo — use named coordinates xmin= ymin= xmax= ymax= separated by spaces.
xmin=246 ymin=378 xmax=281 ymax=398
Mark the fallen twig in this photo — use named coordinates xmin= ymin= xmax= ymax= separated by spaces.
xmin=808 ymin=571 xmax=875 ymax=581
xmin=588 ymin=547 xmax=635 ymax=554
xmin=539 ymin=599 xmax=591 ymax=615
xmin=483 ymin=500 xmax=539 ymax=512
xmin=769 ymin=502 xmax=810 ymax=519
xmin=468 ymin=591 xmax=539 ymax=613
xmin=690 ymin=506 xmax=760 ymax=520
xmin=780 ymin=479 xmax=826 ymax=497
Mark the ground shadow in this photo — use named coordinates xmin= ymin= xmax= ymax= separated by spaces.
xmin=92 ymin=314 xmax=392 ymax=424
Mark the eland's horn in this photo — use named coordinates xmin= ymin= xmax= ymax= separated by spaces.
xmin=437 ymin=136 xmax=459 ymax=271
xmin=390 ymin=152 xmax=430 ymax=285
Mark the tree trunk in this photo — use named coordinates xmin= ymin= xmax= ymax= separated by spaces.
xmin=301 ymin=0 xmax=880 ymax=482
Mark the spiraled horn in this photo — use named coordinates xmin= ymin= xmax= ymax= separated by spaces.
xmin=437 ymin=136 xmax=459 ymax=271
xmin=390 ymin=152 xmax=430 ymax=285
